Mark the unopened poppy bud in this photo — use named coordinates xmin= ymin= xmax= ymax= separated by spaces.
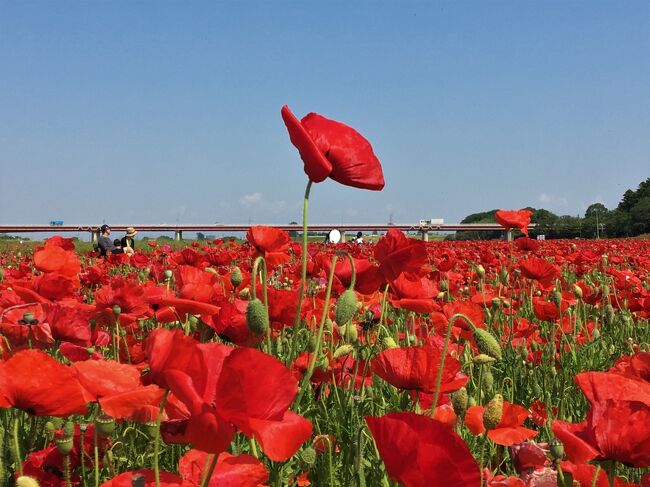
xmin=468 ymin=397 xmax=477 ymax=407
xmin=112 ymin=305 xmax=121 ymax=317
xmin=500 ymin=269 xmax=509 ymax=285
xmin=502 ymin=299 xmax=511 ymax=308
xmin=55 ymin=436 xmax=74 ymax=455
xmin=51 ymin=418 xmax=64 ymax=429
xmin=572 ymin=284 xmax=583 ymax=299
xmin=300 ymin=447 xmax=317 ymax=465
xmin=450 ymin=387 xmax=468 ymax=417
xmin=519 ymin=347 xmax=528 ymax=360
xmin=436 ymin=291 xmax=446 ymax=300
xmin=549 ymin=438 xmax=564 ymax=461
xmin=63 ymin=421 xmax=75 ymax=438
xmin=95 ymin=414 xmax=116 ymax=438
xmin=16 ymin=477 xmax=40 ymax=487
xmin=440 ymin=280 xmax=449 ymax=291
xmin=144 ymin=421 xmax=158 ymax=438
xmin=245 ymin=299 xmax=269 ymax=335
xmin=239 ymin=287 xmax=251 ymax=300
xmin=45 ymin=421 xmax=56 ymax=435
xmin=552 ymin=291 xmax=562 ymax=307
xmin=591 ymin=328 xmax=600 ymax=340
xmin=513 ymin=269 xmax=521 ymax=278
xmin=483 ymin=394 xmax=504 ymax=430
xmin=230 ymin=267 xmax=243 ymax=288
xmin=338 ymin=323 xmax=358 ymax=342
xmin=306 ymin=334 xmax=318 ymax=353
xmin=382 ymin=336 xmax=398 ymax=349
xmin=163 ymin=270 xmax=173 ymax=280
xmin=608 ymin=344 xmax=616 ymax=355
xmin=132 ymin=473 xmax=146 ymax=487
xmin=605 ymin=304 xmax=614 ymax=322
xmin=325 ymin=318 xmax=334 ymax=333
xmin=482 ymin=370 xmax=494 ymax=392
xmin=550 ymin=367 xmax=557 ymax=377
xmin=476 ymin=265 xmax=485 ymax=278
xmin=602 ymin=284 xmax=610 ymax=296
xmin=317 ymin=356 xmax=329 ymax=372
xmin=473 ymin=328 xmax=503 ymax=361
xmin=333 ymin=344 xmax=354 ymax=359
xmin=335 ymin=289 xmax=358 ymax=325
xmin=491 ymin=298 xmax=501 ymax=310
xmin=473 ymin=354 xmax=496 ymax=365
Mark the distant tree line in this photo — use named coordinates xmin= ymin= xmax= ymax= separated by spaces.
xmin=452 ymin=177 xmax=650 ymax=240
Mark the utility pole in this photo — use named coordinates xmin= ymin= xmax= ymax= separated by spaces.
xmin=596 ymin=214 xmax=599 ymax=239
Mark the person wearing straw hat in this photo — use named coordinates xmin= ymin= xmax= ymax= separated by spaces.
xmin=121 ymin=227 xmax=138 ymax=251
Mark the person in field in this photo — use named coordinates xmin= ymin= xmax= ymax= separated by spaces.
xmin=354 ymin=231 xmax=364 ymax=244
xmin=97 ymin=224 xmax=133 ymax=257
xmin=120 ymin=227 xmax=137 ymax=251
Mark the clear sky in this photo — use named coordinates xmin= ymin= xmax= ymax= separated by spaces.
xmin=1 ymin=1 xmax=649 ymax=232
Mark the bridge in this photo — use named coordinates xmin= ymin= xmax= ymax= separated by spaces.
xmin=0 ymin=223 xmax=531 ymax=242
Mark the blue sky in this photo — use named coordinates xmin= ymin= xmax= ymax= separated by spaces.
xmin=1 ymin=1 xmax=648 ymax=232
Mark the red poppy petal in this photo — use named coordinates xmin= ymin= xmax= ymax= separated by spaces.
xmin=245 ymin=411 xmax=313 ymax=462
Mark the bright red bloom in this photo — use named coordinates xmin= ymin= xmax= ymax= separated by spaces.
xmin=495 ymin=210 xmax=533 ymax=237
xmin=33 ymin=243 xmax=80 ymax=278
xmin=100 ymin=470 xmax=192 ymax=487
xmin=179 ymin=449 xmax=269 ymax=487
xmin=0 ymin=350 xmax=88 ymax=416
xmin=519 ymin=257 xmax=560 ymax=289
xmin=372 ymin=344 xmax=467 ymax=394
xmin=560 ymin=462 xmax=639 ymax=487
xmin=246 ymin=226 xmax=291 ymax=267
xmin=281 ymin=105 xmax=384 ymax=190
xmin=465 ymin=402 xmax=538 ymax=446
xmin=374 ymin=229 xmax=427 ymax=281
xmin=365 ymin=412 xmax=481 ymax=486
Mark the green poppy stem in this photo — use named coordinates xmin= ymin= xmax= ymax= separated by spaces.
xmin=153 ymin=389 xmax=170 ymax=487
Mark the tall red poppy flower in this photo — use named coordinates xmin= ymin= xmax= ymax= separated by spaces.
xmin=519 ymin=257 xmax=560 ymax=289
xmin=100 ymin=470 xmax=192 ymax=487
xmin=365 ymin=412 xmax=481 ymax=487
xmin=33 ymin=243 xmax=80 ymax=278
xmin=0 ymin=350 xmax=88 ymax=416
xmin=495 ymin=210 xmax=533 ymax=237
xmin=374 ymin=229 xmax=427 ymax=281
xmin=281 ymin=105 xmax=384 ymax=190
xmin=246 ymin=226 xmax=291 ymax=267
xmin=371 ymin=344 xmax=468 ymax=394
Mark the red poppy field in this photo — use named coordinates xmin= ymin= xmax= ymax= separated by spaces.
xmin=1 ymin=108 xmax=650 ymax=487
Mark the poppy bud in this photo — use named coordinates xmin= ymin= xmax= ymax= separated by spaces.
xmin=95 ymin=414 xmax=116 ymax=438
xmin=317 ymin=356 xmax=329 ymax=372
xmin=325 ymin=318 xmax=334 ymax=333
xmin=16 ymin=477 xmax=40 ymax=487
xmin=239 ymin=287 xmax=251 ymax=300
xmin=572 ymin=284 xmax=583 ymax=299
xmin=450 ymin=387 xmax=468 ymax=417
xmin=605 ymin=304 xmax=614 ymax=322
xmin=473 ymin=354 xmax=496 ymax=365
xmin=602 ymin=284 xmax=610 ymax=297
xmin=440 ymin=280 xmax=449 ymax=292
xmin=132 ymin=473 xmax=147 ymax=487
xmin=306 ymin=334 xmax=318 ymax=353
xmin=519 ymin=347 xmax=528 ymax=361
xmin=500 ymin=270 xmax=509 ymax=285
xmin=300 ymin=447 xmax=317 ymax=465
xmin=549 ymin=438 xmax=564 ymax=461
xmin=245 ymin=298 xmax=269 ymax=335
xmin=491 ymin=298 xmax=501 ymax=310
xmin=144 ymin=421 xmax=158 ymax=438
xmin=382 ymin=336 xmax=398 ymax=349
xmin=552 ymin=291 xmax=562 ymax=307
xmin=45 ymin=421 xmax=56 ymax=436
xmin=335 ymin=289 xmax=358 ymax=325
xmin=338 ymin=323 xmax=358 ymax=342
xmin=51 ymin=418 xmax=64 ymax=429
xmin=468 ymin=397 xmax=477 ymax=407
xmin=333 ymin=344 xmax=354 ymax=359
xmin=483 ymin=394 xmax=504 ymax=430
xmin=230 ymin=267 xmax=243 ymax=288
xmin=482 ymin=370 xmax=494 ymax=392
xmin=55 ymin=436 xmax=74 ymax=455
xmin=163 ymin=270 xmax=173 ymax=280
xmin=476 ymin=265 xmax=485 ymax=278
xmin=63 ymin=421 xmax=75 ymax=438
xmin=436 ymin=291 xmax=446 ymax=300
xmin=112 ymin=305 xmax=121 ymax=317
xmin=473 ymin=328 xmax=503 ymax=361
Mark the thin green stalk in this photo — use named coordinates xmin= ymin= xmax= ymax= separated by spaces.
xmin=251 ymin=256 xmax=271 ymax=352
xmin=153 ymin=389 xmax=170 ymax=487
xmin=13 ymin=414 xmax=22 ymax=477
xmin=199 ymin=454 xmax=218 ymax=487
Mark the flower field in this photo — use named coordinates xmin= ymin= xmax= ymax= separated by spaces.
xmin=0 ymin=231 xmax=649 ymax=487
xmin=1 ymin=107 xmax=649 ymax=487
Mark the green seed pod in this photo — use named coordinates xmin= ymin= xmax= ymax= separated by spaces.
xmin=476 ymin=265 xmax=485 ymax=278
xmin=95 ymin=414 xmax=116 ymax=438
xmin=491 ymin=298 xmax=501 ymax=310
xmin=333 ymin=344 xmax=354 ymax=359
xmin=63 ymin=421 xmax=75 ymax=438
xmin=549 ymin=438 xmax=564 ymax=461
xmin=552 ymin=291 xmax=562 ymax=307
xmin=436 ymin=291 xmax=446 ymax=300
xmin=55 ymin=436 xmax=74 ymax=455
xmin=382 ymin=336 xmax=398 ymax=349
xmin=499 ymin=269 xmax=509 ymax=285
xmin=300 ymin=447 xmax=317 ymax=465
xmin=22 ymin=312 xmax=35 ymax=324
xmin=163 ymin=269 xmax=173 ymax=280
xmin=306 ymin=334 xmax=318 ymax=353
xmin=440 ymin=280 xmax=449 ymax=292
xmin=483 ymin=394 xmax=504 ymax=430
xmin=592 ymin=328 xmax=600 ymax=340
xmin=450 ymin=387 xmax=468 ymax=417
xmin=338 ymin=323 xmax=358 ymax=342
xmin=473 ymin=354 xmax=496 ymax=365
xmin=112 ymin=305 xmax=121 ymax=317
xmin=238 ymin=287 xmax=251 ymax=300
xmin=45 ymin=421 xmax=56 ymax=436
xmin=51 ymin=418 xmax=64 ymax=430
xmin=335 ymin=289 xmax=358 ymax=325
xmin=144 ymin=421 xmax=158 ymax=438
xmin=245 ymin=298 xmax=269 ymax=335
xmin=230 ymin=267 xmax=243 ymax=288
xmin=473 ymin=328 xmax=503 ymax=361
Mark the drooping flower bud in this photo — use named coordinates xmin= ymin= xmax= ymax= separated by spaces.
xmin=335 ymin=289 xmax=358 ymax=325
xmin=482 ymin=370 xmax=494 ymax=393
xmin=306 ymin=334 xmax=318 ymax=353
xmin=549 ymin=438 xmax=564 ymax=461
xmin=381 ymin=336 xmax=398 ymax=349
xmin=338 ymin=323 xmax=358 ymax=342
xmin=572 ymin=284 xmax=583 ymax=299
xmin=473 ymin=354 xmax=496 ymax=365
xmin=333 ymin=344 xmax=354 ymax=359
xmin=230 ymin=267 xmax=243 ymax=288
xmin=483 ymin=394 xmax=504 ymax=430
xmin=473 ymin=328 xmax=503 ymax=361
xmin=95 ymin=414 xmax=116 ymax=438
xmin=245 ymin=298 xmax=269 ymax=335
xmin=300 ymin=447 xmax=317 ymax=465
xmin=63 ymin=421 xmax=75 ymax=438
xmin=476 ymin=265 xmax=485 ymax=278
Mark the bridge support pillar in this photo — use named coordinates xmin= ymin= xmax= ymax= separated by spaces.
xmin=340 ymin=232 xmax=346 ymax=243
xmin=175 ymin=230 xmax=183 ymax=241
xmin=421 ymin=230 xmax=429 ymax=242
xmin=505 ymin=230 xmax=513 ymax=242
xmin=91 ymin=230 xmax=99 ymax=244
